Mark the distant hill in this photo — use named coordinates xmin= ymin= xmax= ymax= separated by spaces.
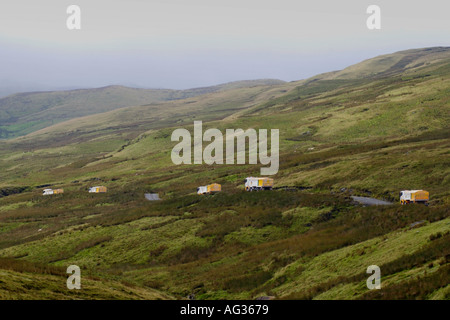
xmin=309 ymin=47 xmax=450 ymax=81
xmin=0 ymin=79 xmax=285 ymax=139
xmin=4 ymin=46 xmax=449 ymax=140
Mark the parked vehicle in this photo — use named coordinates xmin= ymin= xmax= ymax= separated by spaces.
xmin=400 ymin=190 xmax=429 ymax=205
xmin=42 ymin=188 xmax=64 ymax=195
xmin=244 ymin=177 xmax=274 ymax=191
xmin=89 ymin=186 xmax=107 ymax=193
xmin=197 ymin=183 xmax=221 ymax=195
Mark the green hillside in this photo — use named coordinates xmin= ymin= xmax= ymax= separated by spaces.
xmin=313 ymin=47 xmax=450 ymax=80
xmin=0 ymin=261 xmax=172 ymax=299
xmin=0 ymin=79 xmax=285 ymax=139
xmin=0 ymin=47 xmax=448 ymax=300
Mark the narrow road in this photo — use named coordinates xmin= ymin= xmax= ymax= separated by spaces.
xmin=351 ymin=196 xmax=393 ymax=206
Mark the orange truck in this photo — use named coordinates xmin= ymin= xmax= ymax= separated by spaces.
xmin=244 ymin=177 xmax=274 ymax=191
xmin=197 ymin=183 xmax=221 ymax=195
xmin=400 ymin=190 xmax=429 ymax=205
xmin=89 ymin=186 xmax=107 ymax=193
xmin=42 ymin=188 xmax=64 ymax=195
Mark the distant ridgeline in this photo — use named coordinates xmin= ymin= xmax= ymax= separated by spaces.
xmin=0 ymin=80 xmax=286 ymax=139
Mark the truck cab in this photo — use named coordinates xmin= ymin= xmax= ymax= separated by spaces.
xmin=42 ymin=189 xmax=53 ymax=196
xmin=197 ymin=186 xmax=208 ymax=195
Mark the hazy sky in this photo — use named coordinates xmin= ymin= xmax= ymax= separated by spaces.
xmin=0 ymin=0 xmax=449 ymax=90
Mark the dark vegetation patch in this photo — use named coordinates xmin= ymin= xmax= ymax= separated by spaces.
xmin=360 ymin=264 xmax=450 ymax=300
xmin=0 ymin=186 xmax=32 ymax=198
xmin=284 ymin=232 xmax=450 ymax=299
xmin=48 ymin=236 xmax=114 ymax=263
xmin=0 ymin=257 xmax=66 ymax=276
xmin=172 ymin=205 xmax=448 ymax=295
xmin=223 ymin=269 xmax=273 ymax=292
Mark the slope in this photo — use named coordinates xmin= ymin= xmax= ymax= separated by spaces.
xmin=0 ymin=79 xmax=285 ymax=139
xmin=0 ymin=47 xmax=448 ymax=300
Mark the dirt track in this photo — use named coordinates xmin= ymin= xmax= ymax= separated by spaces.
xmin=351 ymin=196 xmax=393 ymax=206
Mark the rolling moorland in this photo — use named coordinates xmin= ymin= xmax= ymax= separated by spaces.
xmin=0 ymin=47 xmax=448 ymax=299
xmin=0 ymin=79 xmax=285 ymax=139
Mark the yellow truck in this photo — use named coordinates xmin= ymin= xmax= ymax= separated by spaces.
xmin=244 ymin=177 xmax=274 ymax=191
xmin=42 ymin=188 xmax=64 ymax=195
xmin=197 ymin=183 xmax=221 ymax=195
xmin=89 ymin=186 xmax=107 ymax=193
xmin=400 ymin=190 xmax=429 ymax=205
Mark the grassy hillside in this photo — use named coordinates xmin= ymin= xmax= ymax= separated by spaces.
xmin=313 ymin=47 xmax=450 ymax=80
xmin=0 ymin=258 xmax=172 ymax=299
xmin=0 ymin=79 xmax=285 ymax=139
xmin=0 ymin=47 xmax=448 ymax=299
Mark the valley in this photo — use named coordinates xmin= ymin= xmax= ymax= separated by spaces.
xmin=0 ymin=47 xmax=448 ymax=299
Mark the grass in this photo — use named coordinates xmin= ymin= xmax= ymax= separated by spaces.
xmin=0 ymin=82 xmax=284 ymax=139
xmin=276 ymin=218 xmax=450 ymax=299
xmin=0 ymin=47 xmax=448 ymax=299
xmin=0 ymin=267 xmax=172 ymax=299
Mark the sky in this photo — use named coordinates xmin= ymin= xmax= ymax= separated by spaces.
xmin=0 ymin=0 xmax=449 ymax=92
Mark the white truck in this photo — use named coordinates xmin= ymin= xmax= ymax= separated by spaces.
xmin=400 ymin=190 xmax=429 ymax=205
xmin=197 ymin=183 xmax=221 ymax=195
xmin=89 ymin=186 xmax=107 ymax=193
xmin=244 ymin=177 xmax=274 ymax=191
xmin=42 ymin=188 xmax=64 ymax=196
